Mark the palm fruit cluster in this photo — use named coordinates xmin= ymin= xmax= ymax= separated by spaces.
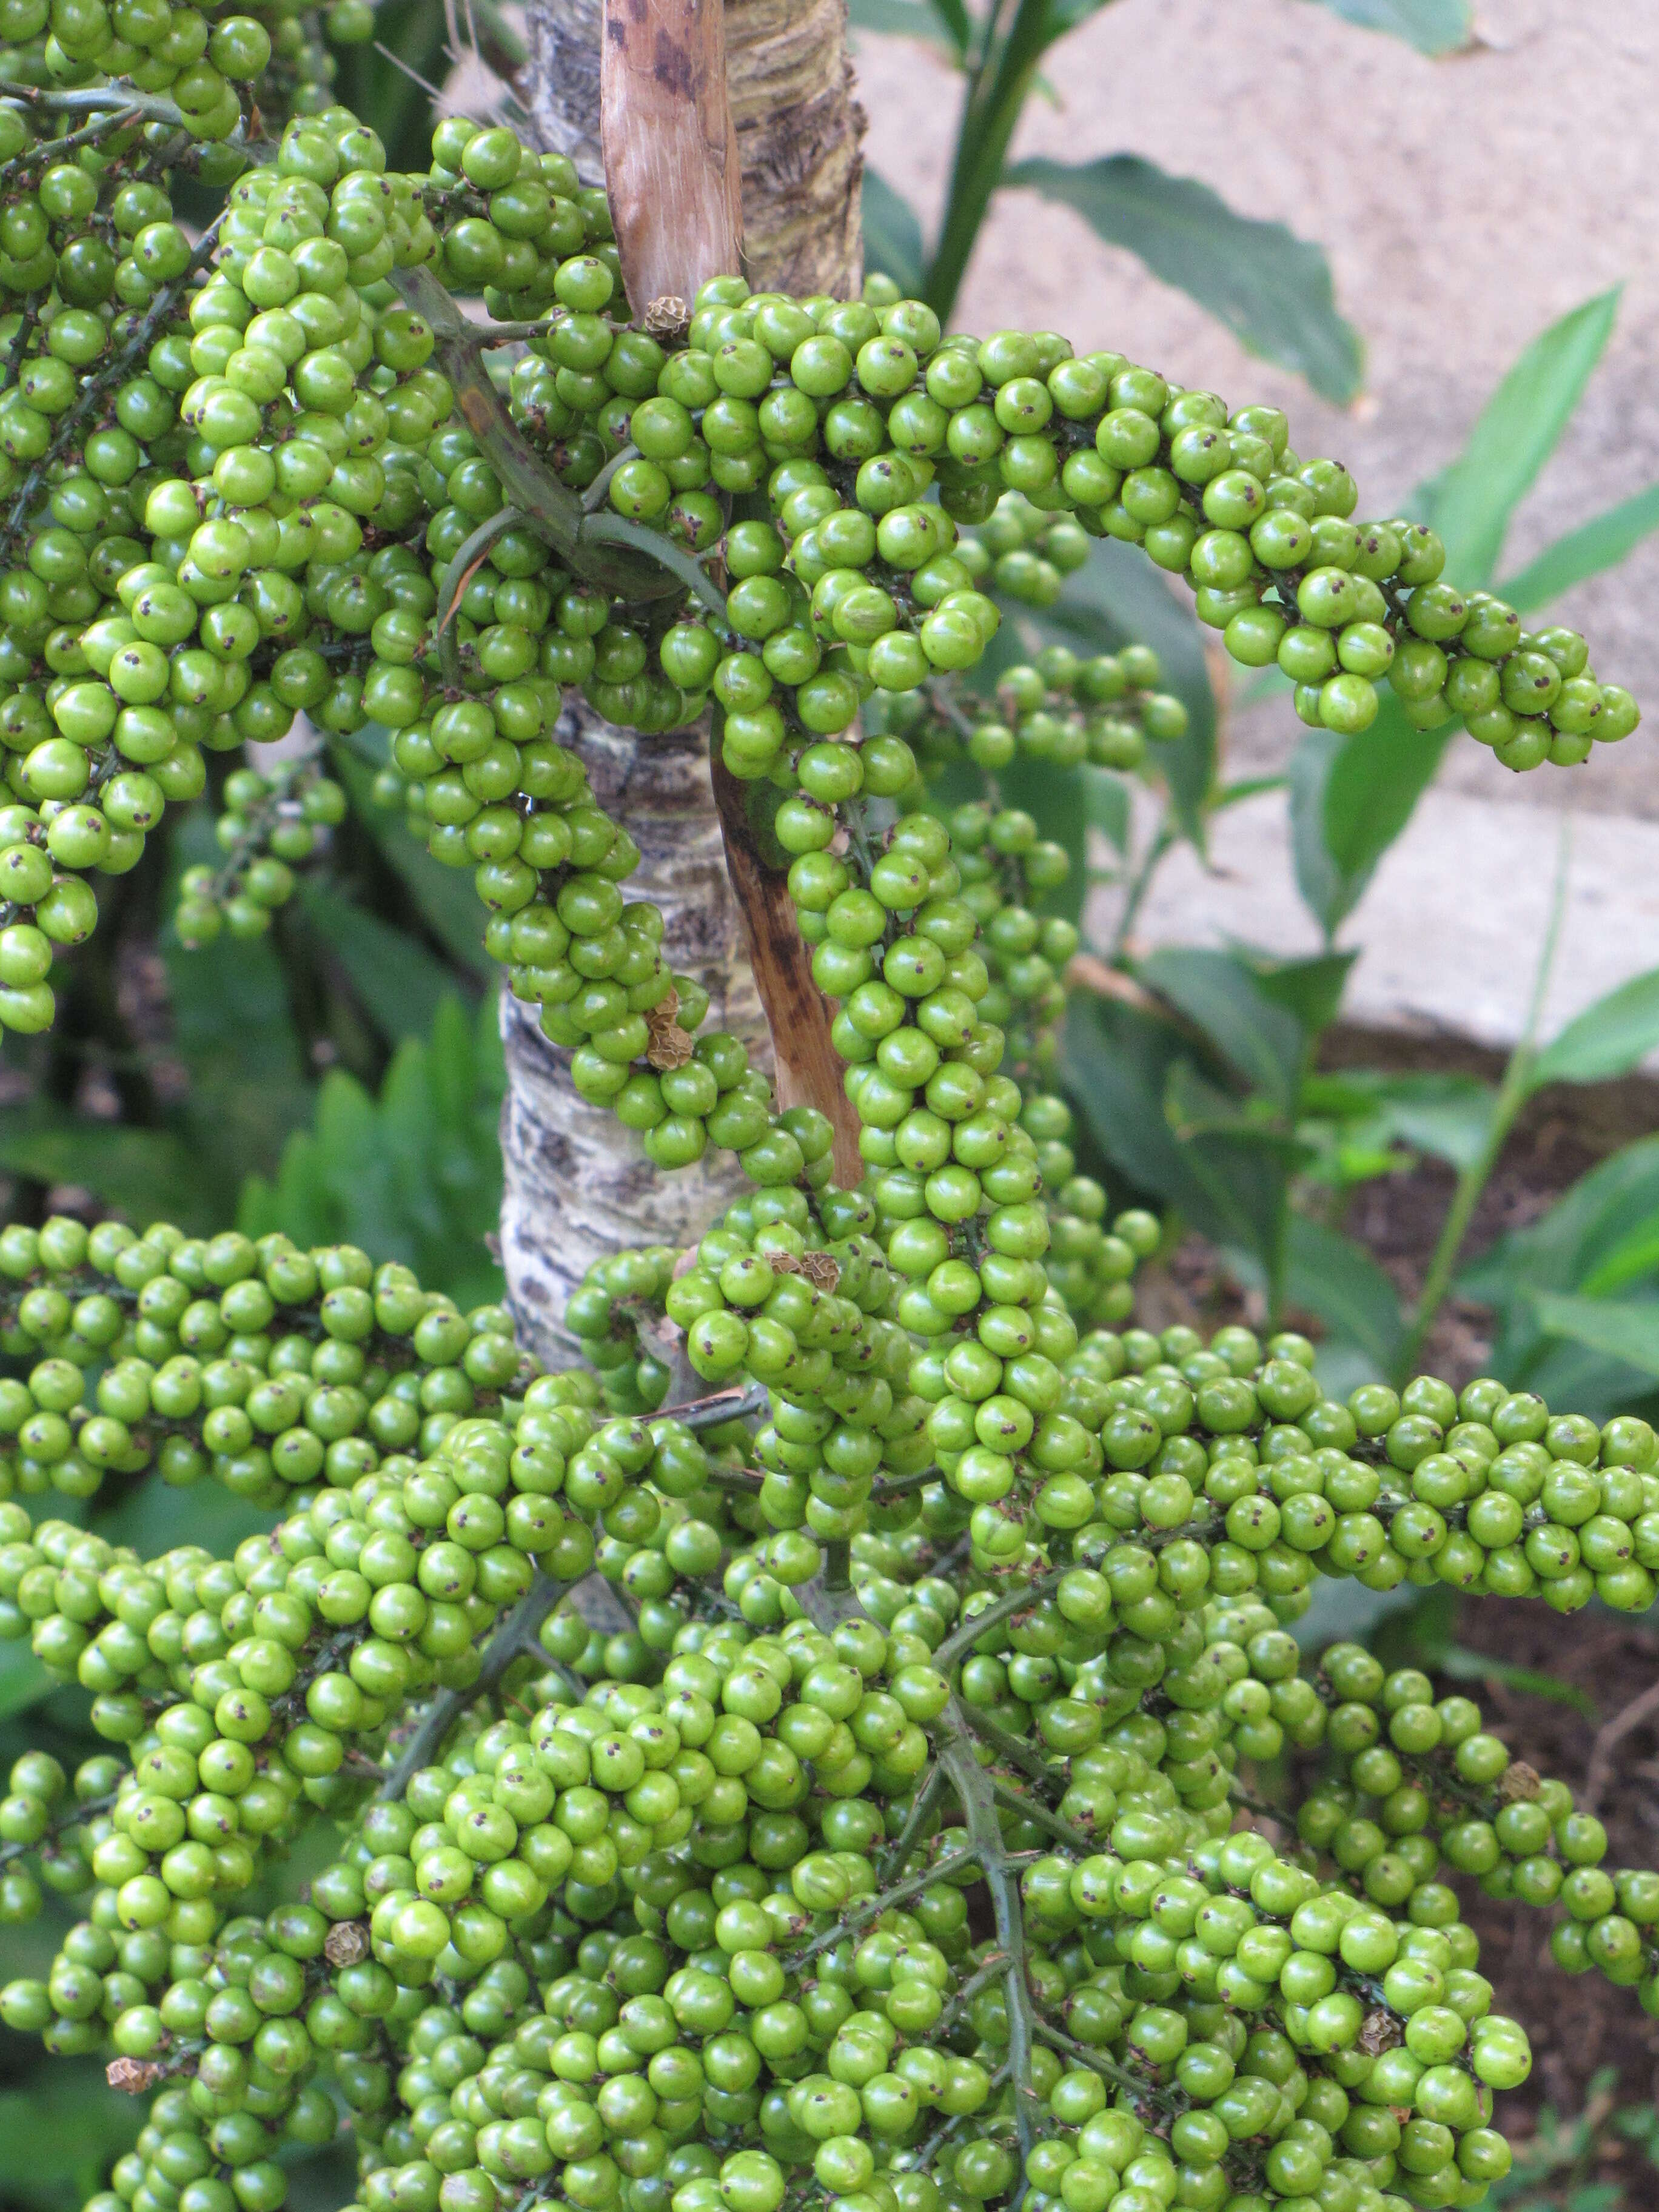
xmin=0 ymin=62 xmax=1633 ymax=1041
xmin=0 ymin=24 xmax=1653 ymax=2212
xmin=7 ymin=1221 xmax=1659 ymax=2212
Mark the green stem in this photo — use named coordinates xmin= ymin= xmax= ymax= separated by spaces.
xmin=932 ymin=1564 xmax=1066 ymax=1678
xmin=1110 ymin=808 xmax=1173 ymax=962
xmin=377 ymin=1568 xmax=576 ymax=1800
xmin=936 ymin=1695 xmax=1041 ymax=2177
xmin=1396 ymin=823 xmax=1571 ymax=1380
xmin=435 ymin=508 xmax=523 ymax=689
xmin=923 ymin=0 xmax=1061 ymax=324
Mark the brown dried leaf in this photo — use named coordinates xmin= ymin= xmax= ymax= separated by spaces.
xmin=324 ymin=1920 xmax=370 ymax=1966
xmin=646 ymin=1025 xmax=695 ymax=1070
xmin=644 ymin=295 xmax=690 ymax=341
xmin=1358 ymin=2008 xmax=1404 ymax=2056
xmin=107 ymin=2059 xmax=162 ymax=2094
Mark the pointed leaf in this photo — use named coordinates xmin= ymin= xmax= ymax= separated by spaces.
xmin=847 ymin=0 xmax=968 ymax=56
xmin=298 ymin=880 xmax=464 ymax=1045
xmin=1004 ymin=155 xmax=1362 ymax=403
xmin=1529 ymin=1290 xmax=1659 ymax=1384
xmin=1298 ymin=0 xmax=1472 ymax=53
xmin=1247 ymin=948 xmax=1357 ymax=1042
xmin=1318 ymin=1070 xmax=1496 ymax=1171
xmin=1419 ymin=287 xmax=1621 ymax=586
xmin=1531 ymin=968 xmax=1659 ymax=1089
xmin=1496 ymin=480 xmax=1659 ymax=615
xmin=330 ymin=748 xmax=495 ymax=977
xmin=1041 ymin=539 xmax=1216 ymax=842
xmin=1084 ymin=768 xmax=1130 ymax=853
xmin=1287 ymin=1213 xmax=1406 ymax=1374
xmin=0 ymin=1111 xmax=204 ymax=1229
xmin=1137 ymin=947 xmax=1303 ymax=1111
xmin=0 ymin=1638 xmax=52 ymax=1719
xmin=1289 ymin=694 xmax=1452 ymax=936
xmin=999 ymin=758 xmax=1087 ymax=924
xmin=860 ymin=168 xmax=927 ymax=299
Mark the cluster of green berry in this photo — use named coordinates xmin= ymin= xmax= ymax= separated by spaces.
xmin=1305 ymin=1642 xmax=1659 ymax=2008
xmin=174 ymin=751 xmax=347 ymax=943
xmin=0 ymin=1215 xmax=528 ymax=1506
xmin=883 ymin=638 xmax=1187 ymax=779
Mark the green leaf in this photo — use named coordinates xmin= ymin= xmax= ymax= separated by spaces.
xmin=1495 ymin=480 xmax=1659 ymax=615
xmin=0 ymin=2063 xmax=143 ymax=2191
xmin=1298 ymin=0 xmax=1472 ymax=53
xmin=1419 ymin=287 xmax=1621 ymax=587
xmin=162 ymin=810 xmax=312 ymax=1197
xmin=1000 ymin=760 xmax=1087 ymax=925
xmin=1302 ymin=1068 xmax=1496 ymax=1171
xmin=1288 ymin=694 xmax=1452 ymax=937
xmin=846 ymin=0 xmax=969 ymax=55
xmin=1042 ymin=539 xmax=1216 ymax=842
xmin=1136 ymin=947 xmax=1304 ymax=1112
xmin=860 ymin=167 xmax=927 ymax=299
xmin=237 ymin=993 xmax=506 ymax=1309
xmin=1247 ymin=948 xmax=1356 ymax=1043
xmin=330 ymin=747 xmax=494 ymax=978
xmin=0 ymin=1111 xmax=204 ymax=1228
xmin=297 ymin=880 xmax=467 ymax=1047
xmin=1528 ymin=1289 xmax=1659 ymax=1384
xmin=1286 ymin=1213 xmax=1404 ymax=1375
xmin=0 ymin=1637 xmax=52 ymax=1720
xmin=1003 ymin=155 xmax=1362 ymax=404
xmin=1529 ymin=967 xmax=1659 ymax=1090
xmin=1084 ymin=768 xmax=1130 ymax=853
xmin=1437 ymin=1644 xmax=1595 ymax=1714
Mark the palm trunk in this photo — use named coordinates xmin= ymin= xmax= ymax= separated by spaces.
xmin=502 ymin=0 xmax=864 ymax=1362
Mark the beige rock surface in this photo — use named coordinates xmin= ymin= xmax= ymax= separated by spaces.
xmin=853 ymin=0 xmax=1659 ymax=817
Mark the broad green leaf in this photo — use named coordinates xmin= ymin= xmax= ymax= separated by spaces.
xmin=1288 ymin=694 xmax=1452 ymax=937
xmin=1530 ymin=967 xmax=1659 ymax=1090
xmin=1286 ymin=1213 xmax=1405 ymax=1375
xmin=95 ymin=1476 xmax=269 ymax=1562
xmin=1419 ymin=288 xmax=1621 ymax=587
xmin=1004 ymin=155 xmax=1362 ymax=404
xmin=0 ymin=1112 xmax=204 ymax=1229
xmin=0 ymin=2064 xmax=143 ymax=2193
xmin=1528 ymin=1290 xmax=1659 ymax=1384
xmin=1302 ymin=1069 xmax=1496 ymax=1171
xmin=163 ymin=810 xmax=312 ymax=1198
xmin=1580 ymin=1209 xmax=1659 ymax=1298
xmin=1299 ymin=0 xmax=1471 ymax=53
xmin=1043 ymin=540 xmax=1216 ymax=842
xmin=1084 ymin=768 xmax=1130 ymax=853
xmin=330 ymin=747 xmax=495 ymax=977
xmin=1287 ymin=728 xmax=1347 ymax=938
xmin=1496 ymin=480 xmax=1659 ymax=615
xmin=298 ymin=880 xmax=466 ymax=1047
xmin=1063 ymin=997 xmax=1221 ymax=1216
xmin=846 ymin=0 xmax=968 ymax=55
xmin=860 ymin=168 xmax=927 ymax=299
xmin=0 ymin=1637 xmax=52 ymax=1720
xmin=1000 ymin=759 xmax=1087 ymax=925
xmin=238 ymin=994 xmax=506 ymax=1309
xmin=1247 ymin=948 xmax=1356 ymax=1043
xmin=1438 ymin=1645 xmax=1595 ymax=1714
xmin=1136 ymin=947 xmax=1304 ymax=1112
xmin=1462 ymin=1135 xmax=1659 ymax=1305
xmin=1178 ymin=1123 xmax=1302 ymax=1295
xmin=1458 ymin=1134 xmax=1659 ymax=1393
